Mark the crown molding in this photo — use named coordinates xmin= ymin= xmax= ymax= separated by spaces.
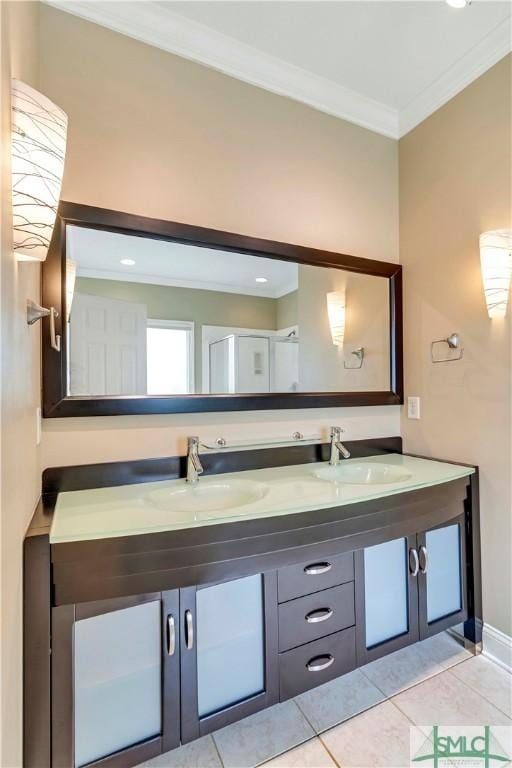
xmin=399 ymin=16 xmax=511 ymax=137
xmin=44 ymin=1 xmax=510 ymax=141
xmin=43 ymin=0 xmax=399 ymax=139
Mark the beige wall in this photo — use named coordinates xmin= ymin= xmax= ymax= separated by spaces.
xmin=38 ymin=5 xmax=400 ymax=468
xmin=0 ymin=2 xmax=41 ymax=765
xmin=276 ymin=290 xmax=298 ymax=330
xmin=298 ymin=266 xmax=390 ymax=392
xmin=400 ymin=56 xmax=512 ymax=637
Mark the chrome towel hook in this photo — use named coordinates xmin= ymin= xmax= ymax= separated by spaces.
xmin=431 ymin=333 xmax=463 ymax=363
xmin=27 ymin=299 xmax=61 ymax=352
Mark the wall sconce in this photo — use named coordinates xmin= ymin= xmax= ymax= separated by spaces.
xmin=479 ymin=229 xmax=512 ymax=318
xmin=12 ymin=79 xmax=68 ymax=261
xmin=327 ymin=291 xmax=346 ymax=347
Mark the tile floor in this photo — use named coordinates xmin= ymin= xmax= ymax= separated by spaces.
xmin=139 ymin=633 xmax=512 ymax=768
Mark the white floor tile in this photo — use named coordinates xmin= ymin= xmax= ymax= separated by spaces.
xmin=420 ymin=631 xmax=472 ymax=669
xmin=137 ymin=735 xmax=221 ymax=768
xmin=449 ymin=655 xmax=512 ymax=717
xmin=360 ymin=640 xmax=446 ymax=697
xmin=213 ymin=701 xmax=314 ymax=768
xmin=261 ymin=738 xmax=337 ymax=768
xmin=320 ymin=700 xmax=413 ymax=767
xmin=392 ymin=669 xmax=512 ymax=727
xmin=295 ymin=668 xmax=385 ymax=733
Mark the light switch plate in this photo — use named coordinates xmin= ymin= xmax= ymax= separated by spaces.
xmin=407 ymin=396 xmax=421 ymax=419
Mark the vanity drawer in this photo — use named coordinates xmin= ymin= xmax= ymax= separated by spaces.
xmin=278 ymin=552 xmax=354 ymax=602
xmin=279 ymin=626 xmax=356 ymax=700
xmin=278 ymin=582 xmax=355 ymax=652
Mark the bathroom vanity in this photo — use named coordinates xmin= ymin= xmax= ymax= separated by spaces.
xmin=24 ymin=439 xmax=481 ymax=768
xmin=27 ymin=205 xmax=482 ymax=768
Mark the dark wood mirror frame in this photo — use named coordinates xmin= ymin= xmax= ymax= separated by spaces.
xmin=42 ymin=202 xmax=403 ymax=417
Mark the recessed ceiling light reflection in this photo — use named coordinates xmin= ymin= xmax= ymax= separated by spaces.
xmin=255 ymin=277 xmax=268 ymax=283
xmin=120 ymin=258 xmax=136 ymax=266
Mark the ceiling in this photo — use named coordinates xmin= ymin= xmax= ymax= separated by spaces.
xmin=68 ymin=226 xmax=299 ymax=298
xmin=46 ymin=0 xmax=511 ymax=138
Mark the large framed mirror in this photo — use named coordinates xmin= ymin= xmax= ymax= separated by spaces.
xmin=42 ymin=203 xmax=402 ymax=416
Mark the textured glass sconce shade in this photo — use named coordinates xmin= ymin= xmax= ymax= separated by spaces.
xmin=479 ymin=229 xmax=512 ymax=318
xmin=11 ymin=79 xmax=68 ymax=261
xmin=327 ymin=291 xmax=346 ymax=346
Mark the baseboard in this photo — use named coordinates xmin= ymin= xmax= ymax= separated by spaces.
xmin=482 ymin=623 xmax=512 ymax=672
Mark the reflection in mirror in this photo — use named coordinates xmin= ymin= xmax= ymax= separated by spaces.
xmin=66 ymin=226 xmax=390 ymax=397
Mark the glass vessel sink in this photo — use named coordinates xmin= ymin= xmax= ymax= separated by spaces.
xmin=313 ymin=462 xmax=412 ymax=485
xmin=146 ymin=479 xmax=268 ymax=521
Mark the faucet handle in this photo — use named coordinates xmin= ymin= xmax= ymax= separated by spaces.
xmin=187 ymin=436 xmax=200 ymax=449
xmin=329 ymin=426 xmax=344 ymax=438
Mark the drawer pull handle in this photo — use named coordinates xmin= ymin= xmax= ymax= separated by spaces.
xmin=305 ymin=608 xmax=333 ymax=624
xmin=304 ymin=562 xmax=332 ymax=576
xmin=306 ymin=654 xmax=334 ymax=672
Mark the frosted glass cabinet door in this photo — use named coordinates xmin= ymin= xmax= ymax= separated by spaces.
xmin=418 ymin=516 xmax=467 ymax=638
xmin=74 ymin=601 xmax=161 ymax=767
xmin=52 ymin=591 xmax=180 ymax=768
xmin=196 ymin=575 xmax=265 ymax=717
xmin=357 ymin=535 xmax=419 ymax=663
xmin=180 ymin=572 xmax=278 ymax=743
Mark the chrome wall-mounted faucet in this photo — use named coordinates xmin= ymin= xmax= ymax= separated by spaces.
xmin=186 ymin=436 xmax=204 ymax=483
xmin=329 ymin=427 xmax=351 ymax=465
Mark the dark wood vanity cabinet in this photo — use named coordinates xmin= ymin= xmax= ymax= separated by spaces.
xmin=48 ymin=515 xmax=471 ymax=768
xmin=51 ymin=575 xmax=280 ymax=768
xmin=25 ymin=458 xmax=480 ymax=768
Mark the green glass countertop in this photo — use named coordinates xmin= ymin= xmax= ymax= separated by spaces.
xmin=50 ymin=454 xmax=474 ymax=544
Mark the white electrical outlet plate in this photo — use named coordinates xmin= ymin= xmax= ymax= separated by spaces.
xmin=407 ymin=396 xmax=421 ymax=420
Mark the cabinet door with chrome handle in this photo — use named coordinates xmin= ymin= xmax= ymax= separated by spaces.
xmin=417 ymin=516 xmax=467 ymax=639
xmin=180 ymin=573 xmax=279 ymax=744
xmin=355 ymin=535 xmax=420 ymax=665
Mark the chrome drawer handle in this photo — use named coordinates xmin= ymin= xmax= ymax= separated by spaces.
xmin=305 ymin=608 xmax=333 ymax=624
xmin=409 ymin=547 xmax=419 ymax=577
xmin=167 ymin=614 xmax=175 ymax=656
xmin=306 ymin=654 xmax=334 ymax=672
xmin=304 ymin=562 xmax=332 ymax=576
xmin=419 ymin=545 xmax=428 ymax=575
